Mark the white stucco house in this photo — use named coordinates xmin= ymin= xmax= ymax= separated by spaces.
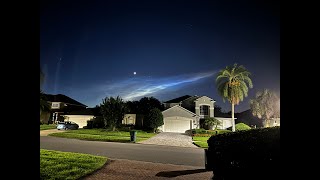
xmin=158 ymin=95 xmax=233 ymax=133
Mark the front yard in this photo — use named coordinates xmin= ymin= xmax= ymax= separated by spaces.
xmin=193 ymin=136 xmax=210 ymax=148
xmin=40 ymin=149 xmax=107 ymax=180
xmin=40 ymin=124 xmax=57 ymax=131
xmin=192 ymin=129 xmax=231 ymax=148
xmin=49 ymin=129 xmax=156 ymax=143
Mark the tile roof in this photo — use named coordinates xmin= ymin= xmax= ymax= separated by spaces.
xmin=163 ymin=95 xmax=192 ymax=103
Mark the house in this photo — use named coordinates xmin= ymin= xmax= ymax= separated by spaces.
xmin=63 ymin=108 xmax=101 ymax=128
xmin=122 ymin=114 xmax=136 ymax=125
xmin=158 ymin=95 xmax=233 ymax=133
xmin=40 ymin=94 xmax=88 ymax=124
xmin=271 ymin=117 xmax=280 ymax=126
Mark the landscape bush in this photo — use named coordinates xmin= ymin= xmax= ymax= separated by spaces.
xmin=206 ymin=127 xmax=280 ymax=179
xmin=87 ymin=116 xmax=105 ymax=129
xmin=235 ymin=123 xmax=251 ymax=131
xmin=192 ymin=129 xmax=231 ymax=135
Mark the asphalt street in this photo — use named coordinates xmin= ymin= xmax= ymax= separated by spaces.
xmin=40 ymin=136 xmax=206 ymax=167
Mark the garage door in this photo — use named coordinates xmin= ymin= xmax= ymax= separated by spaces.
xmin=64 ymin=115 xmax=94 ymax=128
xmin=164 ymin=117 xmax=191 ymax=133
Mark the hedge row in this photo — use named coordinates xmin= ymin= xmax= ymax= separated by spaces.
xmin=192 ymin=134 xmax=212 ymax=137
xmin=206 ymin=127 xmax=280 ymax=179
xmin=192 ymin=128 xmax=231 ymax=135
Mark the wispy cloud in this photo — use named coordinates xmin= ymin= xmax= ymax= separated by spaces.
xmin=73 ymin=70 xmax=217 ymax=107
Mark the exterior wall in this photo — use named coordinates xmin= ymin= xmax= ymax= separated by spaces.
xmin=50 ymin=102 xmax=86 ymax=111
xmin=269 ymin=118 xmax=280 ymax=127
xmin=215 ymin=117 xmax=233 ymax=129
xmin=163 ymin=106 xmax=196 ymax=119
xmin=160 ymin=105 xmax=199 ymax=132
xmin=122 ymin=114 xmax=136 ymax=125
xmin=273 ymin=118 xmax=280 ymax=126
xmin=194 ymin=96 xmax=215 ymax=118
xmin=63 ymin=115 xmax=95 ymax=128
xmin=51 ymin=102 xmax=62 ymax=109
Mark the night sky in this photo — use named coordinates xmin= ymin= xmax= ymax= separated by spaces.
xmin=40 ymin=0 xmax=280 ymax=113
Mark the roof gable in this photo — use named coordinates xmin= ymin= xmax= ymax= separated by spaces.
xmin=162 ymin=105 xmax=198 ymax=118
xmin=195 ymin=95 xmax=215 ymax=102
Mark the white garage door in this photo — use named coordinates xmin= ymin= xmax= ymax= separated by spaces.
xmin=164 ymin=117 xmax=191 ymax=133
xmin=64 ymin=115 xmax=94 ymax=128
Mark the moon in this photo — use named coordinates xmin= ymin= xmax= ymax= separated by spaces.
xmin=133 ymin=72 xmax=136 ymax=75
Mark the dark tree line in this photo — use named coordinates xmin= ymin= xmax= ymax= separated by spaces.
xmin=94 ymin=96 xmax=164 ymax=131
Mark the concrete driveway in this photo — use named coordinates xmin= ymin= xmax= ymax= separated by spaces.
xmin=139 ymin=132 xmax=198 ymax=148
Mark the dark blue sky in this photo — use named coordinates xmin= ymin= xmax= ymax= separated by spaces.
xmin=40 ymin=0 xmax=280 ymax=112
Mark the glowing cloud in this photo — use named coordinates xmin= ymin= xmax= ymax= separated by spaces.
xmin=94 ymin=70 xmax=217 ymax=102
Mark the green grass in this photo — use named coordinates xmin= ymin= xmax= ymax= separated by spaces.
xmin=193 ymin=136 xmax=210 ymax=141
xmin=192 ymin=130 xmax=232 ymax=148
xmin=49 ymin=129 xmax=156 ymax=142
xmin=193 ymin=136 xmax=210 ymax=148
xmin=40 ymin=149 xmax=107 ymax=180
xmin=40 ymin=124 xmax=57 ymax=131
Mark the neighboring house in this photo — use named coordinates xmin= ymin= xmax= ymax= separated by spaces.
xmin=270 ymin=117 xmax=280 ymax=127
xmin=40 ymin=94 xmax=87 ymax=124
xmin=122 ymin=114 xmax=136 ymax=125
xmin=159 ymin=95 xmax=233 ymax=133
xmin=63 ymin=108 xmax=101 ymax=128
xmin=234 ymin=110 xmax=280 ymax=128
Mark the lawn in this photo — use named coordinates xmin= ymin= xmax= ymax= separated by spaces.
xmin=40 ymin=124 xmax=57 ymax=131
xmin=192 ymin=130 xmax=232 ymax=148
xmin=40 ymin=149 xmax=107 ymax=180
xmin=49 ymin=129 xmax=156 ymax=142
xmin=193 ymin=136 xmax=210 ymax=148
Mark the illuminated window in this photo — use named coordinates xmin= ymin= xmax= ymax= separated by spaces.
xmin=52 ymin=103 xmax=59 ymax=108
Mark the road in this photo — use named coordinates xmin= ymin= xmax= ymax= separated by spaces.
xmin=40 ymin=136 xmax=206 ymax=167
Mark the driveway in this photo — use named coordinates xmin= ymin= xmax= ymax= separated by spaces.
xmin=40 ymin=129 xmax=65 ymax=136
xmin=138 ymin=132 xmax=198 ymax=148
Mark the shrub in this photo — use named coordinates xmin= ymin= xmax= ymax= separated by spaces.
xmin=192 ymin=128 xmax=207 ymax=134
xmin=144 ymin=108 xmax=163 ymax=133
xmin=235 ymin=123 xmax=251 ymax=131
xmin=206 ymin=127 xmax=280 ymax=179
xmin=117 ymin=124 xmax=135 ymax=131
xmin=192 ymin=129 xmax=231 ymax=135
xmin=192 ymin=134 xmax=212 ymax=137
xmin=87 ymin=116 xmax=105 ymax=129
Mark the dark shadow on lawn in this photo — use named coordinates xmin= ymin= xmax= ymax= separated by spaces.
xmin=156 ymin=169 xmax=210 ymax=178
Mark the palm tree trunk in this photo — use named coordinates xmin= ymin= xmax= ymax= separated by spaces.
xmin=232 ymin=103 xmax=235 ymax=132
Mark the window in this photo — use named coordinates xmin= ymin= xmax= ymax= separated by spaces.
xmin=200 ymin=105 xmax=209 ymax=116
xmin=52 ymin=103 xmax=59 ymax=108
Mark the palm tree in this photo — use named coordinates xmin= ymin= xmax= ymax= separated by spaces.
xmin=216 ymin=63 xmax=253 ymax=132
xmin=250 ymin=89 xmax=280 ymax=127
